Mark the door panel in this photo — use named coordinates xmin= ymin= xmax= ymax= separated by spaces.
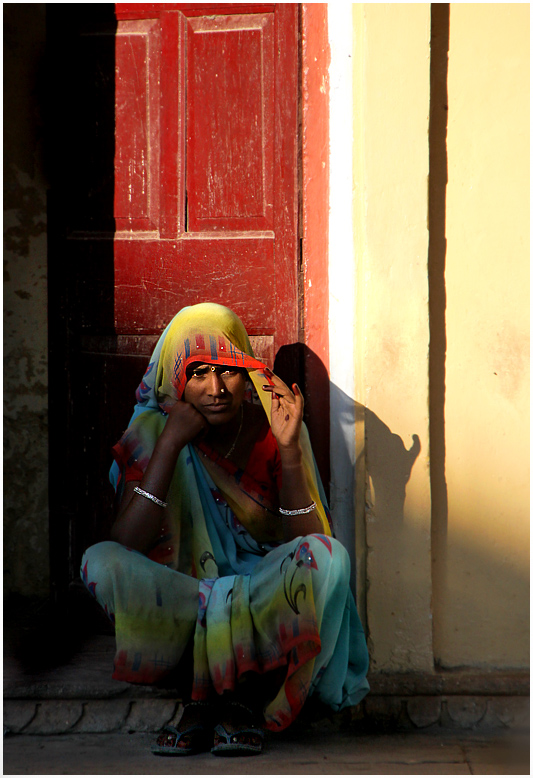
xmin=114 ymin=3 xmax=299 ymax=355
xmin=186 ymin=13 xmax=274 ymax=231
xmin=114 ymin=19 xmax=161 ymax=232
xmin=114 ymin=238 xmax=275 ymax=336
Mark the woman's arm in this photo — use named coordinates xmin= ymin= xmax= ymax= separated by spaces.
xmin=110 ymin=400 xmax=208 ymax=553
xmin=263 ymin=370 xmax=323 ymax=542
xmin=278 ymin=445 xmax=323 ymax=542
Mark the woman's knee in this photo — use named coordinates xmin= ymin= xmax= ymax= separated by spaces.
xmin=81 ymin=540 xmax=125 ymax=570
xmin=299 ymin=534 xmax=351 ymax=582
xmin=80 ymin=541 xmax=124 ymax=601
xmin=300 ymin=533 xmax=348 ymax=559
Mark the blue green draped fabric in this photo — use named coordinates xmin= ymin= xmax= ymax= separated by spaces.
xmin=82 ymin=303 xmax=369 ymax=731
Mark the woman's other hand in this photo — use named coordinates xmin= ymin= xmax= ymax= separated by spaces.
xmin=262 ymin=370 xmax=303 ymax=453
xmin=263 ymin=370 xmax=322 ymax=540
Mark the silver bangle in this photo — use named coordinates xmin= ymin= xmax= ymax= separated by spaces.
xmin=279 ymin=501 xmax=317 ymax=516
xmin=133 ymin=486 xmax=168 ymax=508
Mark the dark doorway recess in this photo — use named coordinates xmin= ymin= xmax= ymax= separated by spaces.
xmin=47 ymin=4 xmax=306 ymax=611
xmin=47 ymin=4 xmax=120 ymax=608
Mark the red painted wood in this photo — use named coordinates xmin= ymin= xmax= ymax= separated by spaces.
xmin=114 ymin=3 xmax=299 ymax=363
xmin=114 ymin=19 xmax=160 ymax=233
xmin=113 ymin=237 xmax=275 ymax=335
xmin=302 ymin=4 xmax=330 ymax=372
xmin=160 ymin=10 xmax=186 ymax=237
xmin=116 ymin=4 xmax=275 ymax=20
xmin=301 ymin=4 xmax=330 ymax=487
xmin=273 ymin=3 xmax=299 ymax=351
xmin=186 ymin=13 xmax=274 ymax=231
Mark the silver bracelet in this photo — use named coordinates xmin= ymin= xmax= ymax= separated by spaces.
xmin=279 ymin=501 xmax=317 ymax=516
xmin=133 ymin=486 xmax=168 ymax=508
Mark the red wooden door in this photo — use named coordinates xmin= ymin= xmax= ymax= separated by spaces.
xmin=113 ymin=3 xmax=299 ymax=366
xmin=47 ymin=3 xmax=301 ymax=599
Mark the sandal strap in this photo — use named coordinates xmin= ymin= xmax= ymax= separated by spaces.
xmin=213 ymin=723 xmax=264 ymax=743
xmin=160 ymin=725 xmax=179 ymax=736
xmin=153 ymin=722 xmax=211 ymax=756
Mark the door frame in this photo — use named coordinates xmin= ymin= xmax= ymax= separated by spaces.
xmin=302 ymin=5 xmax=364 ymax=608
xmin=300 ymin=3 xmax=330 ymax=492
xmin=47 ymin=3 xmax=338 ymax=605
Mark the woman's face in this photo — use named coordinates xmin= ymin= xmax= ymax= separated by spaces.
xmin=183 ymin=364 xmax=246 ymax=425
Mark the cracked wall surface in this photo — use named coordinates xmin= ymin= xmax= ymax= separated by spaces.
xmin=4 ymin=5 xmax=49 ymax=598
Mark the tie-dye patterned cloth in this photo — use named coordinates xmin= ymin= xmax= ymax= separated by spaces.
xmin=82 ymin=530 xmax=369 ymax=731
xmin=82 ymin=303 xmax=369 ymax=730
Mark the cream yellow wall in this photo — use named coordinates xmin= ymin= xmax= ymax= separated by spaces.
xmin=433 ymin=3 xmax=530 ymax=668
xmin=353 ymin=3 xmax=433 ymax=672
xmin=353 ymin=3 xmax=529 ymax=672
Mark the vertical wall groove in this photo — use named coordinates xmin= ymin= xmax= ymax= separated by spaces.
xmin=428 ymin=3 xmax=450 ymax=667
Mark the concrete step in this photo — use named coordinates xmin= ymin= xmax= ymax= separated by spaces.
xmin=4 ymin=634 xmax=530 ymax=736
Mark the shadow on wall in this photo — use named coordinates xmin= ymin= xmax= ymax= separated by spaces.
xmin=349 ymin=391 xmax=526 ymax=670
xmin=362 ymin=510 xmax=530 ymax=671
xmin=363 ymin=406 xmax=421 ymax=524
xmin=329 ymin=382 xmax=422 ymax=603
xmin=267 ymin=355 xmax=423 ymax=596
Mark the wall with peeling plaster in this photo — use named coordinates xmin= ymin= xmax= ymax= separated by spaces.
xmin=4 ymin=5 xmax=49 ymax=598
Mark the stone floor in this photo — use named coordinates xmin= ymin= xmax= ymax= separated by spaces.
xmin=3 ymin=606 xmax=530 ymax=775
xmin=3 ymin=729 xmax=531 ymax=775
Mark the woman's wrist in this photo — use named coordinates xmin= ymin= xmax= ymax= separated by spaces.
xmin=279 ymin=443 xmax=303 ymax=468
xmin=155 ymin=428 xmax=188 ymax=457
xmin=281 ymin=511 xmax=322 ymax=542
xmin=279 ymin=501 xmax=316 ymax=516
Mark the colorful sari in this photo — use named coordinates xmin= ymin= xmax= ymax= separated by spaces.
xmin=82 ymin=303 xmax=369 ymax=731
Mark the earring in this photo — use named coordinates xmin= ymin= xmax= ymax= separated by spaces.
xmin=220 ymin=387 xmax=226 ymax=393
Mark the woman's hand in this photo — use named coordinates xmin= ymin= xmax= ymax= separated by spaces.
xmin=162 ymin=398 xmax=209 ymax=449
xmin=262 ymin=370 xmax=303 ymax=453
xmin=111 ymin=399 xmax=208 ymax=552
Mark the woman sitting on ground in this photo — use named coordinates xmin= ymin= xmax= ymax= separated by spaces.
xmin=81 ymin=302 xmax=369 ymax=756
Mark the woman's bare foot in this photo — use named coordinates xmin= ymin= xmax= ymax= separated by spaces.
xmin=213 ymin=699 xmax=264 ymax=752
xmin=154 ymin=701 xmax=212 ymax=751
